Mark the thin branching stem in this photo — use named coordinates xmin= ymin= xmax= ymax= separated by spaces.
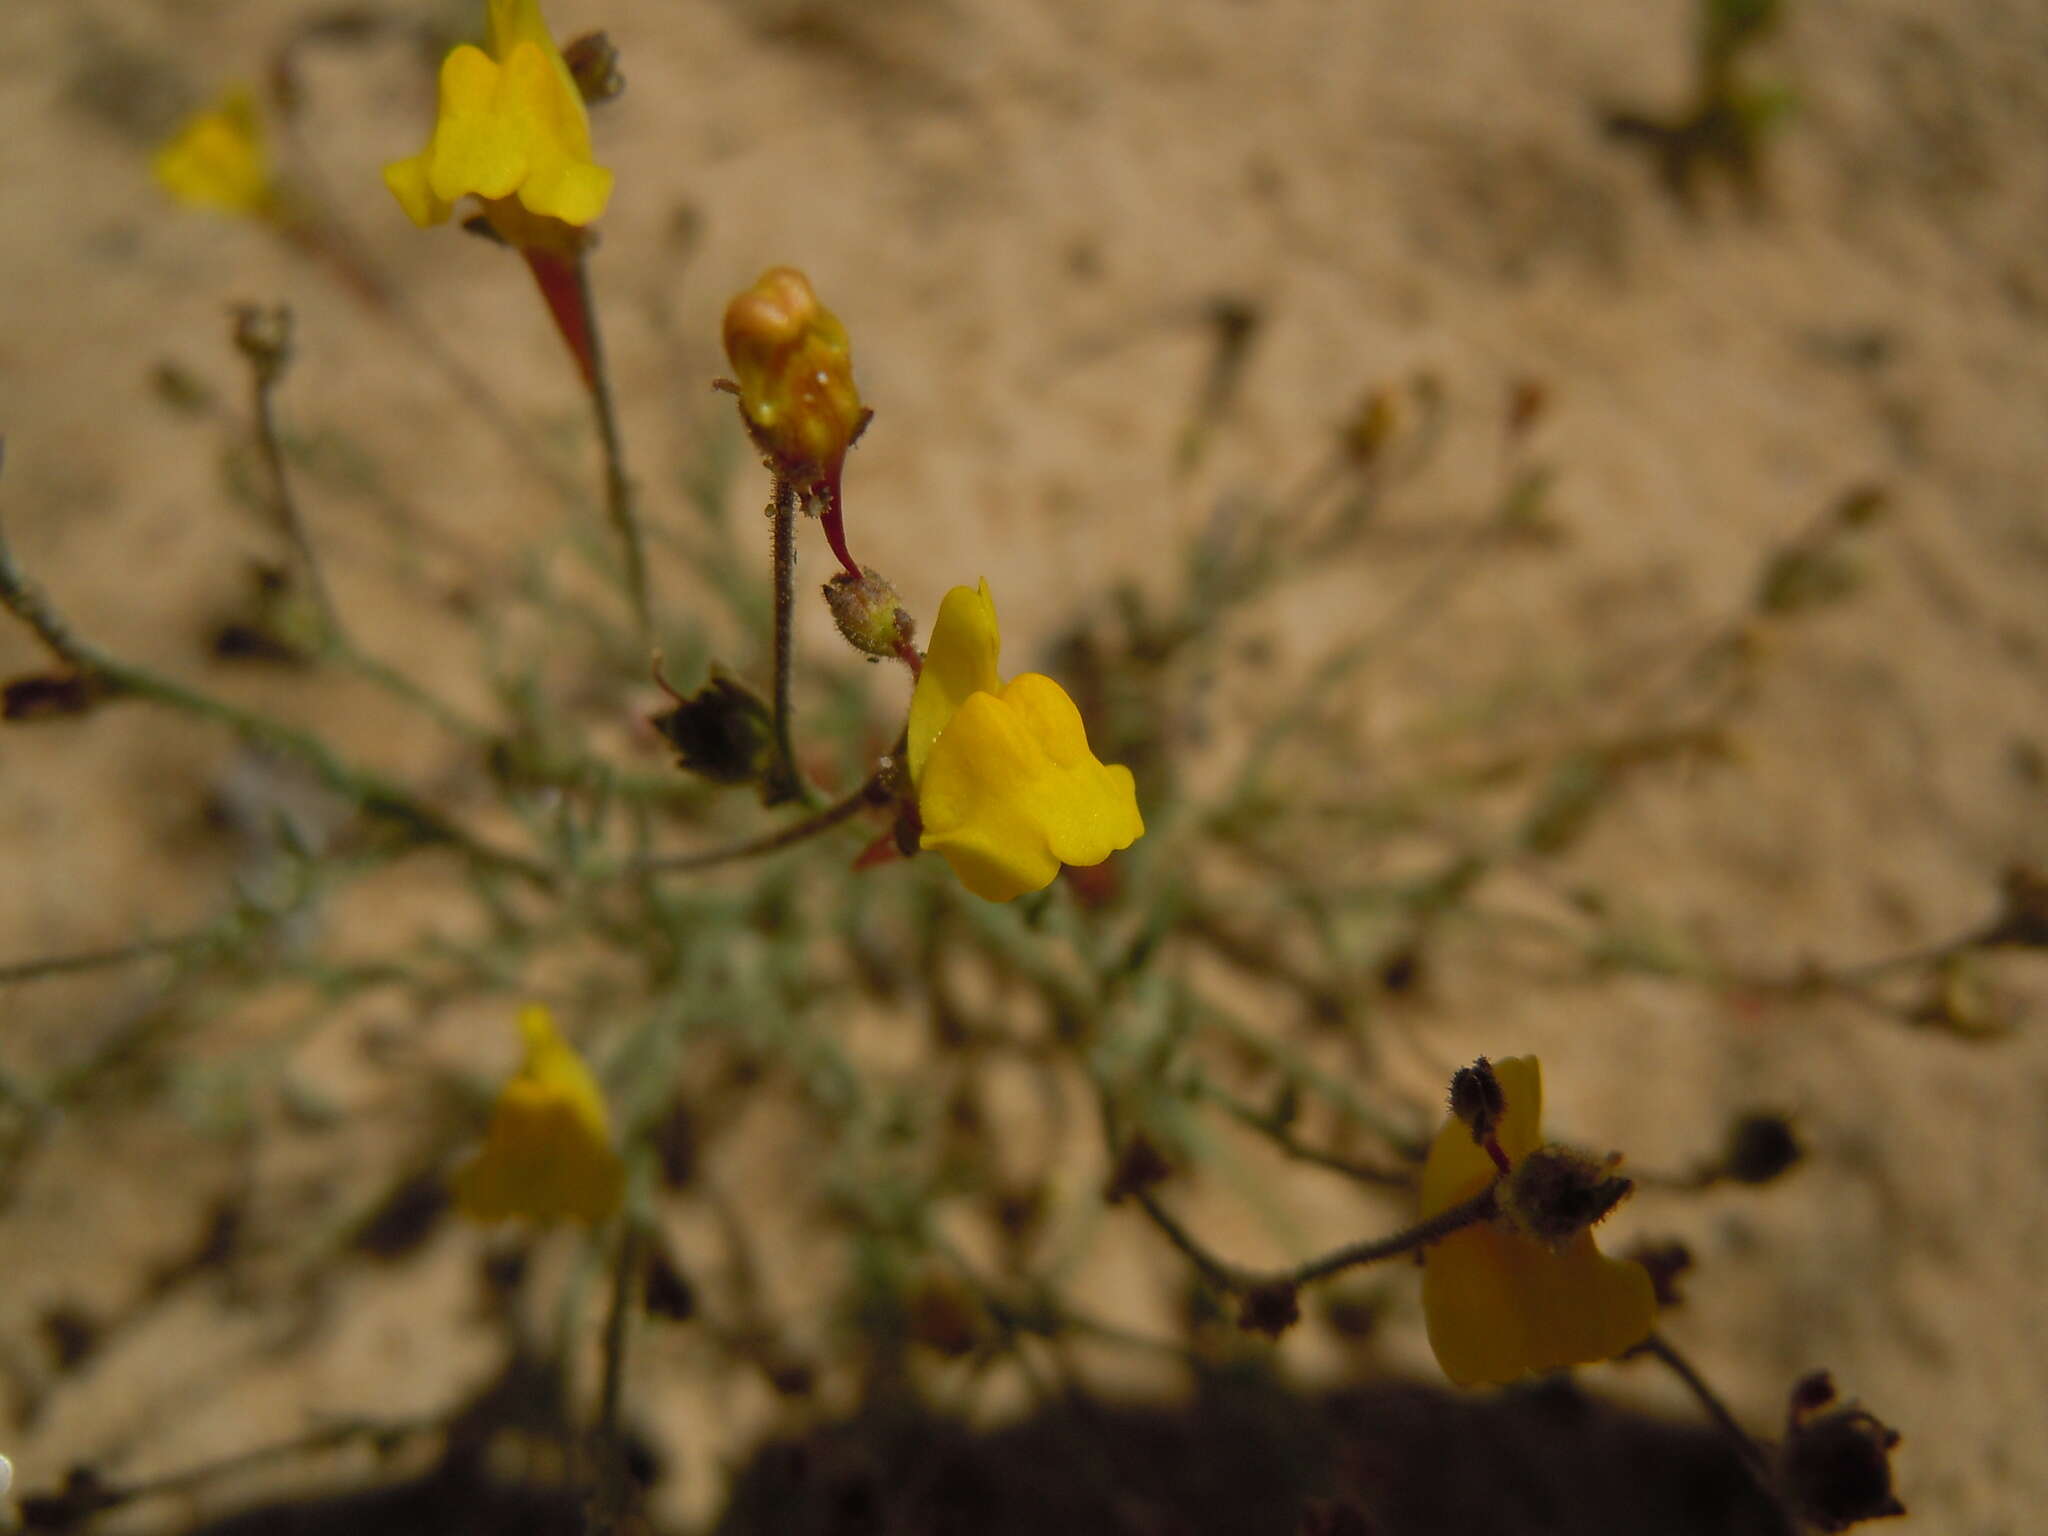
xmin=0 ymin=930 xmax=221 ymax=987
xmin=0 ymin=484 xmax=553 ymax=890
xmin=236 ymin=306 xmax=344 ymax=645
xmin=235 ymin=313 xmax=497 ymax=745
xmin=575 ymin=253 xmax=653 ymax=645
xmin=1201 ymin=1082 xmax=1415 ymax=1188
xmin=767 ymin=477 xmax=817 ymax=805
xmin=634 ymin=770 xmax=889 ymax=875
xmin=1637 ymin=1332 xmax=1772 ymax=1477
xmin=1131 ymin=1184 xmax=1497 ymax=1296
xmin=588 ymin=1215 xmax=645 ymax=1534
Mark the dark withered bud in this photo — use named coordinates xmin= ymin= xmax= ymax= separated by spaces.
xmin=650 ymin=668 xmax=781 ymax=796
xmin=991 ymin=1182 xmax=1048 ymax=1252
xmin=1341 ymin=387 xmax=1399 ymax=469
xmin=822 ymin=566 xmax=914 ymax=661
xmin=562 ymin=31 xmax=624 ymax=104
xmin=1623 ymin=1238 xmax=1694 ymax=1308
xmin=1780 ymin=1375 xmax=1906 ymax=1533
xmin=644 ymin=1235 xmax=697 ymax=1322
xmin=1448 ymin=1058 xmax=1506 ymax=1146
xmin=1505 ymin=376 xmax=1549 ymax=440
xmin=906 ymin=1270 xmax=984 ymax=1357
xmin=1237 ymin=1279 xmax=1301 ymax=1339
xmin=1103 ymin=1132 xmax=1172 ymax=1204
xmin=3 ymin=670 xmax=108 ymax=722
xmin=1986 ymin=861 xmax=2048 ymax=949
xmin=230 ymin=303 xmax=292 ymax=385
xmin=1722 ymin=1111 xmax=1802 ymax=1185
xmin=651 ymin=1098 xmax=697 ymax=1191
xmin=1376 ymin=939 xmax=1425 ymax=996
xmin=1832 ymin=484 xmax=1889 ymax=529
xmin=1789 ymin=1369 xmax=1840 ymax=1416
xmin=1499 ymin=1144 xmax=1633 ymax=1249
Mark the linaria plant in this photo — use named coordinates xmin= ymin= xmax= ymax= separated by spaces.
xmin=14 ymin=5 xmax=2026 ymax=1533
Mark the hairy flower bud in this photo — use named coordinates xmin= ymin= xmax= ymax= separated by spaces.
xmin=1498 ymin=1143 xmax=1633 ymax=1250
xmin=1448 ymin=1057 xmax=1506 ymax=1145
xmin=823 ymin=567 xmax=914 ymax=661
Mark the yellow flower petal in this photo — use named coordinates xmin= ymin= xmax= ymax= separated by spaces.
xmin=454 ymin=1004 xmax=623 ymax=1225
xmin=909 ymin=580 xmax=1143 ymax=902
xmin=385 ymin=3 xmax=611 ymax=239
xmin=994 ymin=673 xmax=1144 ymax=868
xmin=1420 ymin=1055 xmax=1543 ymax=1218
xmin=153 ymin=88 xmax=272 ymax=217
xmin=908 ymin=580 xmax=1003 ymax=786
xmin=425 ymin=44 xmax=526 ymax=206
xmin=381 ymin=152 xmax=450 ymax=227
xmin=918 ymin=691 xmax=1067 ymax=901
xmin=918 ymin=679 xmax=1143 ymax=903
xmin=499 ymin=41 xmax=610 ymax=222
xmin=487 ymin=0 xmax=559 ymax=62
xmin=1418 ymin=1055 xmax=1654 ymax=1386
xmin=1423 ymin=1226 xmax=1655 ymax=1386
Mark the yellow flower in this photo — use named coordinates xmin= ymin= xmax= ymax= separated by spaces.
xmin=383 ymin=0 xmax=612 ymax=246
xmin=722 ymin=267 xmax=870 ymax=578
xmin=454 ymin=1004 xmax=625 ymax=1225
xmin=908 ymin=581 xmax=1143 ymax=903
xmin=1420 ymin=1056 xmax=1654 ymax=1386
xmin=153 ymin=88 xmax=275 ymax=218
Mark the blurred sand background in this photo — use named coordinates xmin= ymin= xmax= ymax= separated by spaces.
xmin=3 ymin=0 xmax=2047 ymax=1530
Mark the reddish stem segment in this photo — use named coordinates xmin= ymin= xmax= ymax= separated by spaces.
xmin=523 ymin=248 xmax=598 ymax=390
xmin=818 ymin=478 xmax=863 ymax=581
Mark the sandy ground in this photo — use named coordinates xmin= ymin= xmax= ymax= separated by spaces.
xmin=3 ymin=0 xmax=2047 ymax=1531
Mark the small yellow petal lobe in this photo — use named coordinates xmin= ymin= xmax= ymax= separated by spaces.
xmin=454 ymin=1004 xmax=624 ymax=1225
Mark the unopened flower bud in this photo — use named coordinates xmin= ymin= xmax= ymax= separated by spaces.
xmin=722 ymin=268 xmax=869 ymax=521
xmin=823 ymin=567 xmax=914 ymax=661
xmin=1498 ymin=1144 xmax=1633 ymax=1249
xmin=1987 ymin=861 xmax=2048 ymax=948
xmin=1448 ymin=1058 xmax=1506 ymax=1146
xmin=1103 ymin=1132 xmax=1172 ymax=1204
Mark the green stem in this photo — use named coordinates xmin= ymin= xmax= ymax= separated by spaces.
xmin=0 ymin=496 xmax=553 ymax=890
xmin=576 ymin=253 xmax=653 ymax=646
xmin=0 ymin=929 xmax=223 ymax=987
xmin=635 ymin=771 xmax=886 ymax=875
xmin=236 ymin=305 xmax=345 ymax=646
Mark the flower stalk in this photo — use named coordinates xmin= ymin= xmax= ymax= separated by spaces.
xmin=768 ymin=479 xmax=816 ymax=806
